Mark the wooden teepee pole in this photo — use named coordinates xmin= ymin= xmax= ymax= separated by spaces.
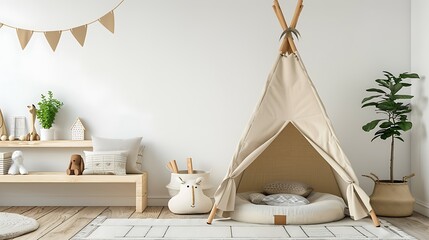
xmin=273 ymin=0 xmax=304 ymax=54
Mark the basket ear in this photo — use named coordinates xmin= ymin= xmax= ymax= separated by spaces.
xmin=177 ymin=177 xmax=185 ymax=184
xmin=195 ymin=177 xmax=203 ymax=185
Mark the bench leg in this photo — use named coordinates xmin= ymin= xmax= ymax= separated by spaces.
xmin=136 ymin=173 xmax=148 ymax=213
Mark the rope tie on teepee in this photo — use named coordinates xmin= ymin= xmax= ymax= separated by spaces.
xmin=279 ymin=27 xmax=301 ymax=41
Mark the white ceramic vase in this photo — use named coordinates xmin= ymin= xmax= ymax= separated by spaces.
xmin=40 ymin=128 xmax=55 ymax=141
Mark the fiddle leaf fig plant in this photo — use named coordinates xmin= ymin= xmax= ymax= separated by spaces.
xmin=361 ymin=71 xmax=419 ymax=182
xmin=36 ymin=91 xmax=63 ymax=129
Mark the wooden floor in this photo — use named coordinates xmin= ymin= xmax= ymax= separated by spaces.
xmin=1 ymin=206 xmax=428 ymax=239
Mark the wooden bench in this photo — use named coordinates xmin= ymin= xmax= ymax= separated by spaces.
xmin=0 ymin=171 xmax=148 ymax=212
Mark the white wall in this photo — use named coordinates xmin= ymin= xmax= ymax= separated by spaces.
xmin=411 ymin=0 xmax=429 ymax=216
xmin=0 ymin=0 xmax=411 ymax=206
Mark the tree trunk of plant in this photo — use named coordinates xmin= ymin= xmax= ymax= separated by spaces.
xmin=390 ymin=136 xmax=394 ymax=182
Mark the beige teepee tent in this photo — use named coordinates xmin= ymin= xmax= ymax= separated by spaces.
xmin=207 ymin=0 xmax=379 ymax=226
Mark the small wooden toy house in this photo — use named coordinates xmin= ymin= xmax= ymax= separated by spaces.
xmin=71 ymin=118 xmax=85 ymax=140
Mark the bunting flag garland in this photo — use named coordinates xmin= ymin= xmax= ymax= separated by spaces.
xmin=0 ymin=0 xmax=124 ymax=51
xmin=71 ymin=25 xmax=88 ymax=47
xmin=44 ymin=31 xmax=62 ymax=51
xmin=16 ymin=28 xmax=33 ymax=50
xmin=99 ymin=11 xmax=115 ymax=34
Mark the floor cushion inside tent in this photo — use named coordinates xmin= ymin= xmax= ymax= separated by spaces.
xmin=231 ymin=192 xmax=346 ymax=225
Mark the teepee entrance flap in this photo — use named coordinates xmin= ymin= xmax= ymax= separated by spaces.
xmin=236 ymin=122 xmax=342 ymax=197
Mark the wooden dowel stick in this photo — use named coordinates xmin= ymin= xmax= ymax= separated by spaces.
xmin=187 ymin=157 xmax=193 ymax=174
xmin=272 ymin=2 xmax=287 ymax=30
xmin=273 ymin=1 xmax=294 ymax=54
xmin=369 ymin=210 xmax=380 ymax=227
xmin=286 ymin=2 xmax=303 ymax=53
xmin=166 ymin=162 xmax=174 ymax=173
xmin=291 ymin=1 xmax=303 ymax=28
xmin=273 ymin=0 xmax=304 ymax=54
xmin=173 ymin=160 xmax=179 ymax=173
xmin=207 ymin=205 xmax=218 ymax=224
xmin=170 ymin=160 xmax=179 ymax=173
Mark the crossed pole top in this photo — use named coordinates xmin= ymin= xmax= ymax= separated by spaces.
xmin=273 ymin=0 xmax=304 ymax=55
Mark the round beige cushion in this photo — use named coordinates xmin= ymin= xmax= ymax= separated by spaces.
xmin=231 ymin=192 xmax=346 ymax=225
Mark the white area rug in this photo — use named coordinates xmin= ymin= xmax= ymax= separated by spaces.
xmin=73 ymin=217 xmax=416 ymax=240
xmin=0 ymin=212 xmax=39 ymax=240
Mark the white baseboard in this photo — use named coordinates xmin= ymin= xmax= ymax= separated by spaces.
xmin=414 ymin=199 xmax=429 ymax=217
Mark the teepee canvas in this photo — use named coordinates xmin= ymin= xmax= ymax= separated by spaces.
xmin=208 ymin=0 xmax=379 ymax=225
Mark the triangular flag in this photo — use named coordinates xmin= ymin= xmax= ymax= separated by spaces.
xmin=44 ymin=31 xmax=62 ymax=51
xmin=99 ymin=11 xmax=115 ymax=33
xmin=16 ymin=29 xmax=33 ymax=50
xmin=71 ymin=25 xmax=87 ymax=47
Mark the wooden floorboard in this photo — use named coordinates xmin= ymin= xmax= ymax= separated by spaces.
xmin=14 ymin=207 xmax=83 ymax=240
xmin=2 ymin=206 xmax=34 ymax=214
xmin=99 ymin=206 xmax=135 ymax=218
xmin=0 ymin=206 xmax=10 ymax=211
xmin=40 ymin=206 xmax=107 ymax=240
xmin=3 ymin=206 xmax=428 ymax=239
xmin=19 ymin=206 xmax=58 ymax=220
xmin=130 ymin=206 xmax=163 ymax=219
xmin=384 ymin=212 xmax=429 ymax=240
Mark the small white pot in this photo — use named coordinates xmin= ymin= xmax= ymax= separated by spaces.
xmin=40 ymin=128 xmax=55 ymax=141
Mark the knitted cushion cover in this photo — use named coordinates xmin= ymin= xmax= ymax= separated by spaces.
xmin=264 ymin=181 xmax=313 ymax=197
xmin=262 ymin=193 xmax=310 ymax=206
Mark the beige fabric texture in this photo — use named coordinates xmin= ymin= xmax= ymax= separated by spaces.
xmin=213 ymin=53 xmax=372 ymax=221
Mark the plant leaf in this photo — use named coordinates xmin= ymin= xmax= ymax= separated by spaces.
xmin=366 ymin=88 xmax=386 ymax=94
xmin=377 ymin=101 xmax=396 ymax=111
xmin=362 ymin=120 xmax=382 ymax=132
xmin=391 ymin=83 xmax=403 ymax=95
xmin=399 ymin=73 xmax=420 ymax=79
xmin=375 ymin=79 xmax=389 ymax=88
xmin=397 ymin=121 xmax=412 ymax=131
xmin=383 ymin=71 xmax=395 ymax=77
xmin=362 ymin=102 xmax=378 ymax=108
xmin=379 ymin=122 xmax=393 ymax=128
xmin=371 ymin=135 xmax=380 ymax=142
xmin=380 ymin=131 xmax=394 ymax=140
xmin=392 ymin=94 xmax=413 ymax=100
xmin=395 ymin=136 xmax=404 ymax=142
xmin=362 ymin=95 xmax=381 ymax=104
xmin=399 ymin=115 xmax=408 ymax=121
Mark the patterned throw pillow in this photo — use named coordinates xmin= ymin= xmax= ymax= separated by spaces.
xmin=92 ymin=136 xmax=142 ymax=174
xmin=249 ymin=192 xmax=266 ymax=204
xmin=262 ymin=194 xmax=310 ymax=206
xmin=83 ymin=151 xmax=127 ymax=175
xmin=263 ymin=181 xmax=313 ymax=197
